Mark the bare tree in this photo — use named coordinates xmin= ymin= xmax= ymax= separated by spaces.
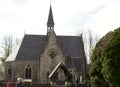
xmin=88 ymin=30 xmax=94 ymax=59
xmin=82 ymin=30 xmax=99 ymax=63
xmin=0 ymin=35 xmax=21 ymax=72
xmin=0 ymin=35 xmax=20 ymax=62
xmin=0 ymin=35 xmax=13 ymax=62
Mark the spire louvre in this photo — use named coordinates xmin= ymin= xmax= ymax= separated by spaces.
xmin=47 ymin=5 xmax=55 ymax=35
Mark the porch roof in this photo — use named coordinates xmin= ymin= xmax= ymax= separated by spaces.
xmin=48 ymin=62 xmax=72 ymax=79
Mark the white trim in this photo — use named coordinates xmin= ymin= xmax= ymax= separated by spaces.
xmin=23 ymin=79 xmax=32 ymax=82
xmin=48 ymin=62 xmax=61 ymax=78
xmin=5 ymin=39 xmax=23 ymax=62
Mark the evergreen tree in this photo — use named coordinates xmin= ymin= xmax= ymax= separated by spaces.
xmin=102 ymin=27 xmax=120 ymax=87
xmin=89 ymin=31 xmax=113 ymax=87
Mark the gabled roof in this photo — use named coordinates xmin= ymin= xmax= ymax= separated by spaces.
xmin=15 ymin=34 xmax=85 ymax=61
xmin=16 ymin=35 xmax=47 ymax=60
xmin=57 ymin=36 xmax=85 ymax=58
xmin=48 ymin=62 xmax=71 ymax=79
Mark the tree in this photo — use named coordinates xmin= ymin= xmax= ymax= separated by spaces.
xmin=102 ymin=27 xmax=120 ymax=87
xmin=0 ymin=35 xmax=20 ymax=71
xmin=82 ymin=30 xmax=99 ymax=63
xmin=89 ymin=31 xmax=113 ymax=87
xmin=88 ymin=30 xmax=95 ymax=61
xmin=0 ymin=35 xmax=13 ymax=62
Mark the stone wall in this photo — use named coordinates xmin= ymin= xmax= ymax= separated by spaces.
xmin=40 ymin=30 xmax=66 ymax=83
xmin=2 ymin=82 xmax=51 ymax=87
xmin=5 ymin=59 xmax=40 ymax=82
xmin=2 ymin=82 xmax=89 ymax=87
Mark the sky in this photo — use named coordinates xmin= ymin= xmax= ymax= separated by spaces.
xmin=0 ymin=0 xmax=120 ymax=64
xmin=0 ymin=0 xmax=120 ymax=40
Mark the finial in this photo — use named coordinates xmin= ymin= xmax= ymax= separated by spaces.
xmin=50 ymin=0 xmax=52 ymax=6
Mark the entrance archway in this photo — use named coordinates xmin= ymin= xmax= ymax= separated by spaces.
xmin=48 ymin=62 xmax=72 ymax=86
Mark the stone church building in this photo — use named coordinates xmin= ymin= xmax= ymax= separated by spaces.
xmin=5 ymin=6 xmax=87 ymax=84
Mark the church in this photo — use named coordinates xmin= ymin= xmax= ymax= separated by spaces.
xmin=5 ymin=5 xmax=87 ymax=85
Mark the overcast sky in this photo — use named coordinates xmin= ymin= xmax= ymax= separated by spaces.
xmin=0 ymin=0 xmax=120 ymax=40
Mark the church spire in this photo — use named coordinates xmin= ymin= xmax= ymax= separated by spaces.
xmin=47 ymin=5 xmax=54 ymax=34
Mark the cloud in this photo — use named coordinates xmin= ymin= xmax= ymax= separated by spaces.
xmin=12 ymin=0 xmax=27 ymax=5
xmin=60 ymin=0 xmax=120 ymax=37
xmin=88 ymin=1 xmax=120 ymax=36
xmin=0 ymin=0 xmax=120 ymax=38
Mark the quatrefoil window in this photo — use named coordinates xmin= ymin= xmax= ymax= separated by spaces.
xmin=49 ymin=51 xmax=57 ymax=59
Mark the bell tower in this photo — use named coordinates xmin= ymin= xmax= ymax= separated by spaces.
xmin=47 ymin=5 xmax=54 ymax=35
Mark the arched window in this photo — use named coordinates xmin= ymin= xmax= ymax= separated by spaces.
xmin=25 ymin=65 xmax=31 ymax=79
xmin=8 ymin=65 xmax=12 ymax=79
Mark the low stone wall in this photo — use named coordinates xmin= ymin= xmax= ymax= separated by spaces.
xmin=2 ymin=82 xmax=51 ymax=87
xmin=1 ymin=82 xmax=89 ymax=87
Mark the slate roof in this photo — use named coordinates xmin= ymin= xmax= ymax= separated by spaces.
xmin=57 ymin=36 xmax=85 ymax=58
xmin=16 ymin=35 xmax=47 ymax=60
xmin=16 ymin=35 xmax=86 ymax=61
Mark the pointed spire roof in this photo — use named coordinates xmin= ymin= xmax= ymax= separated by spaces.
xmin=47 ymin=5 xmax=54 ymax=27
